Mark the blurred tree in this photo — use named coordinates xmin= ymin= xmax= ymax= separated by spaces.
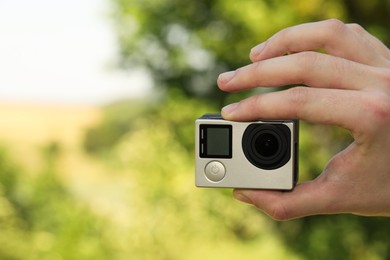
xmin=344 ymin=0 xmax=390 ymax=45
xmin=110 ymin=0 xmax=348 ymax=105
xmin=88 ymin=0 xmax=351 ymax=153
xmin=111 ymin=0 xmax=389 ymax=103
xmin=88 ymin=0 xmax=390 ymax=258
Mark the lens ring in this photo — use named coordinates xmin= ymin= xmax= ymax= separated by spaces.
xmin=242 ymin=124 xmax=291 ymax=170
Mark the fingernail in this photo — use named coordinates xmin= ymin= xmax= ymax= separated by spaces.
xmin=250 ymin=42 xmax=266 ymax=59
xmin=218 ymin=70 xmax=236 ymax=83
xmin=233 ymin=191 xmax=253 ymax=205
xmin=222 ymin=102 xmax=239 ymax=116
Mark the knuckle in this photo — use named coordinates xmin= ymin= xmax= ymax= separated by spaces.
xmin=286 ymin=87 xmax=309 ymax=117
xmin=377 ymin=68 xmax=390 ymax=88
xmin=267 ymin=203 xmax=290 ymax=221
xmin=348 ymin=23 xmax=365 ymax=34
xmin=295 ymin=51 xmax=320 ymax=72
xmin=324 ymin=18 xmax=347 ymax=35
xmin=253 ymin=62 xmax=265 ymax=84
xmin=363 ymin=93 xmax=390 ymax=127
xmin=271 ymin=27 xmax=297 ymax=54
xmin=318 ymin=19 xmax=347 ymax=50
xmin=239 ymin=95 xmax=265 ymax=120
xmin=329 ymin=58 xmax=350 ymax=82
xmin=275 ymin=27 xmax=293 ymax=45
xmin=251 ymin=195 xmax=292 ymax=221
xmin=252 ymin=94 xmax=264 ymax=108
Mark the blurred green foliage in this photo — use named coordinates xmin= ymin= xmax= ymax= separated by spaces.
xmin=106 ymin=0 xmax=390 ymax=258
xmin=84 ymin=100 xmax=151 ymax=154
xmin=82 ymin=89 xmax=389 ymax=259
xmin=0 ymin=145 xmax=114 ymax=259
xmin=96 ymin=92 xmax=302 ymax=259
xmin=111 ymin=0 xmax=389 ymax=105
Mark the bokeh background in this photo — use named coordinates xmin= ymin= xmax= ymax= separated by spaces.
xmin=1 ymin=0 xmax=390 ymax=259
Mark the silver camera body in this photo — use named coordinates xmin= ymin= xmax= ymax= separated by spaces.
xmin=195 ymin=114 xmax=298 ymax=190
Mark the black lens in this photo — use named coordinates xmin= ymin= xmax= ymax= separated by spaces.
xmin=255 ymin=133 xmax=279 ymax=157
xmin=242 ymin=124 xmax=291 ymax=170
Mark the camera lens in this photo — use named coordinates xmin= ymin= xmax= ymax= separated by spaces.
xmin=242 ymin=124 xmax=291 ymax=170
xmin=254 ymin=133 xmax=279 ymax=157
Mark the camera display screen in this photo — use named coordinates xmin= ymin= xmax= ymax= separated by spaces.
xmin=200 ymin=125 xmax=232 ymax=158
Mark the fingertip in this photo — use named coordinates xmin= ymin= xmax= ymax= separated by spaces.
xmin=233 ymin=189 xmax=253 ymax=205
xmin=218 ymin=70 xmax=236 ymax=85
xmin=250 ymin=42 xmax=266 ymax=62
xmin=221 ymin=102 xmax=239 ymax=119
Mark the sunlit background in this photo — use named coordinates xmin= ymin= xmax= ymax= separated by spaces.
xmin=0 ymin=0 xmax=152 ymax=104
xmin=0 ymin=0 xmax=389 ymax=259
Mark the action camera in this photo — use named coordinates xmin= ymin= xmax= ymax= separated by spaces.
xmin=195 ymin=114 xmax=299 ymax=190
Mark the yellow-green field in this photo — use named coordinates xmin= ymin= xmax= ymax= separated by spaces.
xmin=0 ymin=102 xmax=100 ymax=142
xmin=0 ymin=103 xmax=132 ymax=223
xmin=0 ymin=102 xmax=100 ymax=167
xmin=1 ymin=100 xmax=387 ymax=259
xmin=0 ymin=102 xmax=302 ymax=259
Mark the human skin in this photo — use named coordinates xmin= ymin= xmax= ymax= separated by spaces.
xmin=217 ymin=19 xmax=390 ymax=220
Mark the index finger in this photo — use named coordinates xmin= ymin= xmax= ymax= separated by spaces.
xmin=221 ymin=87 xmax=373 ymax=135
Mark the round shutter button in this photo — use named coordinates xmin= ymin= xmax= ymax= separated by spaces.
xmin=205 ymin=161 xmax=226 ymax=182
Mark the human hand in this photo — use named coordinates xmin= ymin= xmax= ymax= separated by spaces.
xmin=217 ymin=19 xmax=390 ymax=220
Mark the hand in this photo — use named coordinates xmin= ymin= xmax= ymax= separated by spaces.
xmin=217 ymin=19 xmax=390 ymax=220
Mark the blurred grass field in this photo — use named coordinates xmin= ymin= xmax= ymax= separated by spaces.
xmin=0 ymin=101 xmax=303 ymax=259
xmin=0 ymin=102 xmax=100 ymax=168
xmin=0 ymin=102 xmax=134 ymax=222
xmin=0 ymin=95 xmax=388 ymax=259
xmin=0 ymin=102 xmax=100 ymax=146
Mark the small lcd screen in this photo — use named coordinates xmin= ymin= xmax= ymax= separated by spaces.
xmin=200 ymin=125 xmax=232 ymax=158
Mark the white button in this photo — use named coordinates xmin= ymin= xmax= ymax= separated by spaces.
xmin=205 ymin=161 xmax=226 ymax=182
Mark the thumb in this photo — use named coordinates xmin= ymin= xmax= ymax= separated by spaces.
xmin=233 ymin=180 xmax=340 ymax=220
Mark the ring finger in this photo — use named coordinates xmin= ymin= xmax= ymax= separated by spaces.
xmin=250 ymin=19 xmax=389 ymax=67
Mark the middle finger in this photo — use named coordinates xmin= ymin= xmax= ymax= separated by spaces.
xmin=218 ymin=52 xmax=379 ymax=92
